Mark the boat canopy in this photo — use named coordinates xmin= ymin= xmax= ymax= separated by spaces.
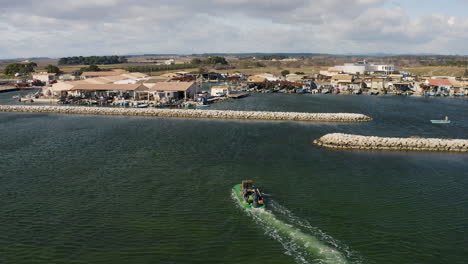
xmin=241 ymin=180 xmax=253 ymax=190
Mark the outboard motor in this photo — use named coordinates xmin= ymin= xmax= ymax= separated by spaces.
xmin=252 ymin=191 xmax=259 ymax=208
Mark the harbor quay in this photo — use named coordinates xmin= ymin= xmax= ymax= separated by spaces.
xmin=314 ymin=133 xmax=468 ymax=153
xmin=0 ymin=105 xmax=372 ymax=123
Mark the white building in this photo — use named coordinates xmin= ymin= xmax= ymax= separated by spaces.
xmin=164 ymin=59 xmax=176 ymax=65
xmin=32 ymin=72 xmax=56 ymax=84
xmin=210 ymin=86 xmax=230 ymax=96
xmin=148 ymin=81 xmax=197 ymax=100
xmin=332 ymin=64 xmax=367 ymax=74
xmin=329 ymin=62 xmax=398 ymax=75
xmin=286 ymin=74 xmax=304 ymax=82
xmin=368 ymin=64 xmax=398 ymax=73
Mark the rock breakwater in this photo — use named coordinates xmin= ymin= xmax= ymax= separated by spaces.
xmin=0 ymin=105 xmax=372 ymax=123
xmin=314 ymin=133 xmax=468 ymax=152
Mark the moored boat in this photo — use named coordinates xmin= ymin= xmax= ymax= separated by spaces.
xmin=233 ymin=180 xmax=266 ymax=209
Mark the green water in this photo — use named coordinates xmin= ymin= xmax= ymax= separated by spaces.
xmin=0 ymin=93 xmax=467 ymax=264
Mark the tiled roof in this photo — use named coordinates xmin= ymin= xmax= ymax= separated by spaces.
xmin=70 ymin=84 xmax=147 ymax=91
xmin=428 ymin=79 xmax=452 ymax=86
xmin=81 ymin=71 xmax=124 ymax=77
xmin=148 ymin=82 xmax=195 ymax=91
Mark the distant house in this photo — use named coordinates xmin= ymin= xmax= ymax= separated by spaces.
xmin=148 ymin=81 xmax=197 ymax=100
xmin=164 ymin=59 xmax=176 ymax=65
xmin=210 ymin=86 xmax=230 ymax=97
xmin=285 ymin=74 xmax=304 ymax=82
xmin=418 ymin=79 xmax=452 ymax=95
xmin=319 ymin=70 xmax=342 ymax=77
xmin=77 ymin=72 xmax=148 ymax=84
xmin=32 ymin=72 xmax=56 ymax=84
xmin=248 ymin=75 xmax=266 ymax=83
xmin=261 ymin=73 xmax=279 ymax=81
xmin=58 ymin=74 xmax=76 ymax=81
xmin=426 ymin=79 xmax=452 ymax=88
xmin=80 ymin=71 xmax=124 ymax=79
xmin=113 ymin=73 xmax=149 ymax=84
xmin=143 ymin=77 xmax=170 ymax=89
xmin=426 ymin=79 xmax=452 ymax=93
xmin=331 ymin=75 xmax=354 ymax=86
xmin=448 ymin=79 xmax=468 ymax=95
xmin=46 ymin=81 xmax=76 ymax=97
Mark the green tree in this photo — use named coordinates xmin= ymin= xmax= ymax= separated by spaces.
xmin=4 ymin=62 xmax=37 ymax=75
xmin=191 ymin=58 xmax=202 ymax=65
xmin=203 ymin=56 xmax=228 ymax=65
xmin=295 ymin=72 xmax=305 ymax=75
xmin=45 ymin=65 xmax=61 ymax=74
xmin=281 ymin=70 xmax=290 ymax=76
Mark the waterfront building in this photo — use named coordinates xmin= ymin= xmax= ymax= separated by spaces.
xmin=331 ymin=75 xmax=354 ymax=86
xmin=69 ymin=84 xmax=148 ymax=99
xmin=58 ymin=74 xmax=76 ymax=81
xmin=164 ymin=59 xmax=176 ymax=65
xmin=32 ymin=72 xmax=56 ymax=84
xmin=210 ymin=86 xmax=231 ymax=97
xmin=286 ymin=74 xmax=304 ymax=82
xmin=248 ymin=75 xmax=267 ymax=83
xmin=147 ymin=81 xmax=197 ymax=100
xmin=80 ymin=71 xmax=126 ymax=79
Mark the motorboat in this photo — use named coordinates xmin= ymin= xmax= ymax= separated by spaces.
xmin=233 ymin=180 xmax=265 ymax=209
xmin=431 ymin=116 xmax=451 ymax=124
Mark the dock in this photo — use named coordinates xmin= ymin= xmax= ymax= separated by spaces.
xmin=228 ymin=93 xmax=249 ymax=99
xmin=0 ymin=86 xmax=19 ymax=93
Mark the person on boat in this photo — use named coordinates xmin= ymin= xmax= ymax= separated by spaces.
xmin=248 ymin=194 xmax=254 ymax=204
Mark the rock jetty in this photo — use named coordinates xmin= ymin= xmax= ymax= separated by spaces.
xmin=0 ymin=105 xmax=372 ymax=123
xmin=314 ymin=133 xmax=468 ymax=153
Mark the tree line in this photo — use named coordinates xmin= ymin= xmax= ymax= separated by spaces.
xmin=191 ymin=56 xmax=229 ymax=65
xmin=58 ymin=56 xmax=128 ymax=65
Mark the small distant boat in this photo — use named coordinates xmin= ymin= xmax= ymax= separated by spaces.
xmin=233 ymin=180 xmax=266 ymax=209
xmin=134 ymin=103 xmax=149 ymax=108
xmin=431 ymin=116 xmax=451 ymax=124
xmin=196 ymin=104 xmax=209 ymax=108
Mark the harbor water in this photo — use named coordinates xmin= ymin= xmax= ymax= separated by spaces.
xmin=0 ymin=92 xmax=467 ymax=264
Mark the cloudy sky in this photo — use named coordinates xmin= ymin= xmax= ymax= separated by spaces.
xmin=0 ymin=0 xmax=467 ymax=58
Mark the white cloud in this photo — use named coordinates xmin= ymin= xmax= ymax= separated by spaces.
xmin=0 ymin=0 xmax=467 ymax=58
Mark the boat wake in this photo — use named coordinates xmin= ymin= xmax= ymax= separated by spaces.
xmin=232 ymin=192 xmax=362 ymax=264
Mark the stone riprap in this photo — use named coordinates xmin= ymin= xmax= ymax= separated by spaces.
xmin=0 ymin=105 xmax=372 ymax=123
xmin=314 ymin=133 xmax=468 ymax=153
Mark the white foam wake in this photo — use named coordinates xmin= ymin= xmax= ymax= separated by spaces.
xmin=232 ymin=192 xmax=362 ymax=264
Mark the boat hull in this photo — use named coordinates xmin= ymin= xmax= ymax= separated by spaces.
xmin=431 ymin=120 xmax=451 ymax=124
xmin=232 ymin=184 xmax=266 ymax=209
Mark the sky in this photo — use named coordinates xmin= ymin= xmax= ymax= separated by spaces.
xmin=0 ymin=0 xmax=467 ymax=59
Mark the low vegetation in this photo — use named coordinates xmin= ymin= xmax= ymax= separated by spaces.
xmin=191 ymin=56 xmax=229 ymax=65
xmin=79 ymin=64 xmax=102 ymax=72
xmin=126 ymin=64 xmax=197 ymax=73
